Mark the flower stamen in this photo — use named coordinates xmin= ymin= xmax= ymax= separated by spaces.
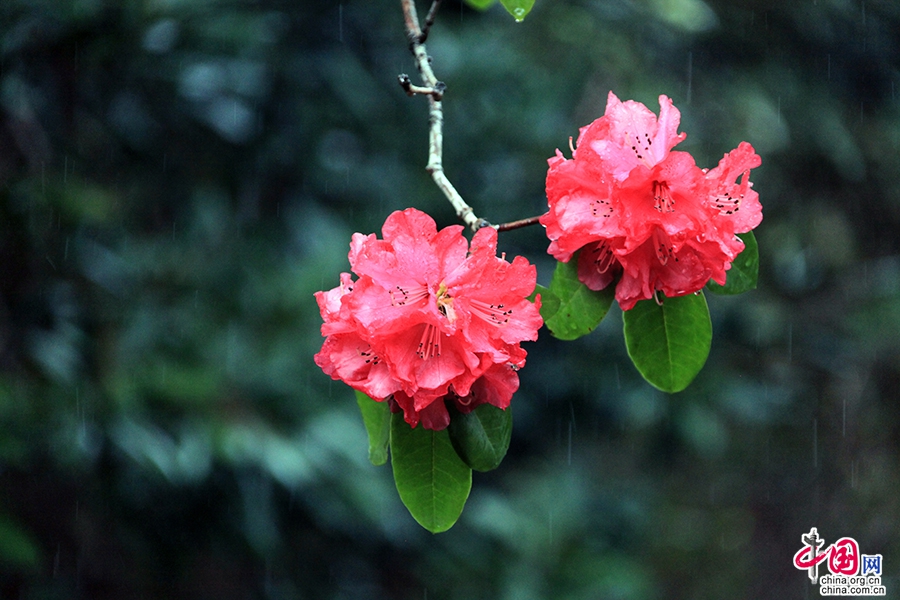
xmin=416 ymin=323 xmax=442 ymax=359
xmin=591 ymin=197 xmax=613 ymax=218
xmin=358 ymin=346 xmax=381 ymax=365
xmin=469 ymin=299 xmax=512 ymax=326
xmin=652 ymin=180 xmax=676 ymax=213
xmin=391 ymin=284 xmax=429 ymax=307
xmin=653 ymin=230 xmax=674 ymax=266
xmin=712 ymin=191 xmax=742 ymax=215
xmin=591 ymin=241 xmax=617 ymax=273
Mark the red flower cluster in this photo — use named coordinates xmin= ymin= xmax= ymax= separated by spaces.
xmin=314 ymin=209 xmax=543 ymax=430
xmin=542 ymin=92 xmax=762 ymax=310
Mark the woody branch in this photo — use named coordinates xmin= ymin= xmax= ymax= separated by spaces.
xmin=399 ymin=0 xmax=545 ymax=233
xmin=399 ymin=0 xmax=487 ymax=231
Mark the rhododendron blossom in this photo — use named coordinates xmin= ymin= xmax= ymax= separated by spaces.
xmin=314 ymin=209 xmax=543 ymax=430
xmin=542 ymin=92 xmax=762 ymax=310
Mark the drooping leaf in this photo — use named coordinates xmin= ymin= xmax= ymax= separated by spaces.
xmin=447 ymin=403 xmax=512 ymax=472
xmin=355 ymin=390 xmax=391 ymax=466
xmin=464 ymin=0 xmax=498 ymax=9
xmin=622 ymin=292 xmax=712 ymax=393
xmin=707 ymin=231 xmax=759 ymax=295
xmin=542 ymin=258 xmax=615 ymax=341
xmin=499 ymin=0 xmax=535 ymax=21
xmin=390 ymin=412 xmax=472 ymax=533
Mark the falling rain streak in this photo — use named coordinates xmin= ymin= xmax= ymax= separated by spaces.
xmin=813 ymin=418 xmax=818 ymax=469
xmin=686 ymin=51 xmax=693 ymax=105
xmin=787 ymin=323 xmax=792 ymax=363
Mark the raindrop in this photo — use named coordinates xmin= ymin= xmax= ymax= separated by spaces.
xmin=842 ymin=397 xmax=846 ymax=437
xmin=827 ymin=54 xmax=831 ymax=80
xmin=567 ymin=420 xmax=572 ymax=465
xmin=513 ymin=8 xmax=525 ymax=21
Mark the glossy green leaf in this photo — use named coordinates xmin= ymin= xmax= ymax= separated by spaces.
xmin=707 ymin=231 xmax=759 ymax=295
xmin=355 ymin=390 xmax=391 ymax=466
xmin=542 ymin=258 xmax=615 ymax=341
xmin=531 ymin=283 xmax=560 ymax=321
xmin=447 ymin=403 xmax=512 ymax=472
xmin=499 ymin=0 xmax=535 ymax=21
xmin=623 ymin=292 xmax=712 ymax=393
xmin=464 ymin=0 xmax=498 ymax=9
xmin=390 ymin=412 xmax=472 ymax=533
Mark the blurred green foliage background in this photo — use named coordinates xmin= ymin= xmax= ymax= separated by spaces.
xmin=1 ymin=0 xmax=899 ymax=597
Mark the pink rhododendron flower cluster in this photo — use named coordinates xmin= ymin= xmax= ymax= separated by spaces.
xmin=314 ymin=209 xmax=543 ymax=430
xmin=542 ymin=92 xmax=762 ymax=310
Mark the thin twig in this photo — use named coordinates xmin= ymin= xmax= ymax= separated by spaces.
xmin=399 ymin=0 xmax=487 ymax=231
xmin=398 ymin=74 xmax=444 ymax=98
xmin=420 ymin=0 xmax=442 ymax=43
xmin=496 ymin=215 xmax=545 ymax=232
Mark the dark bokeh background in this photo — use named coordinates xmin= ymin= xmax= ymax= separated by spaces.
xmin=1 ymin=0 xmax=899 ymax=598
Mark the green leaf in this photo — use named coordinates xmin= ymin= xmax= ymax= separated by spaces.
xmin=531 ymin=283 xmax=560 ymax=322
xmin=390 ymin=412 xmax=472 ymax=533
xmin=707 ymin=231 xmax=759 ymax=295
xmin=355 ymin=390 xmax=391 ymax=466
xmin=464 ymin=0 xmax=498 ymax=9
xmin=499 ymin=0 xmax=535 ymax=21
xmin=542 ymin=258 xmax=615 ymax=341
xmin=622 ymin=292 xmax=712 ymax=393
xmin=447 ymin=403 xmax=512 ymax=472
